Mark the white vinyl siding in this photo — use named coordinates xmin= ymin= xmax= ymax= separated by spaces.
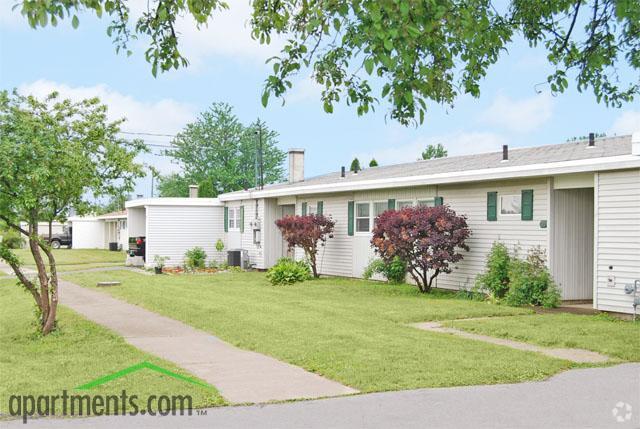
xmin=294 ymin=194 xmax=354 ymax=277
xmin=145 ymin=205 xmax=225 ymax=267
xmin=594 ymin=169 xmax=640 ymax=314
xmin=436 ymin=178 xmax=550 ymax=291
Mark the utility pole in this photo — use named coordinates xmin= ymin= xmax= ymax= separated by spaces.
xmin=255 ymin=120 xmax=264 ymax=190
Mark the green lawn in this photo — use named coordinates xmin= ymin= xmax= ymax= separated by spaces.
xmin=10 ymin=249 xmax=125 ymax=272
xmin=447 ymin=313 xmax=640 ymax=361
xmin=0 ymin=282 xmax=225 ymax=417
xmin=64 ymin=271 xmax=574 ymax=392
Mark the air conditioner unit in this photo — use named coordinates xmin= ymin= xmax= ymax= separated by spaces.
xmin=227 ymin=249 xmax=249 ymax=268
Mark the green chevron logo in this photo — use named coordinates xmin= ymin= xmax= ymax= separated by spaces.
xmin=75 ymin=361 xmax=213 ymax=390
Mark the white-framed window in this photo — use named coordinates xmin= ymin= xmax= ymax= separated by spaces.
xmin=396 ymin=200 xmax=414 ymax=209
xmin=228 ymin=207 xmax=241 ymax=231
xmin=417 ymin=199 xmax=435 ymax=207
xmin=500 ymin=194 xmax=521 ymax=215
xmin=355 ymin=202 xmax=371 ymax=233
xmin=308 ymin=204 xmax=317 ymax=215
xmin=373 ymin=201 xmax=388 ymax=226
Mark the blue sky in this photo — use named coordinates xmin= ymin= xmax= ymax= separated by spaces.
xmin=1 ymin=2 xmax=638 ymax=197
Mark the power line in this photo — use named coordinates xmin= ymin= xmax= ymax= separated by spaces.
xmin=120 ymin=131 xmax=177 ymax=138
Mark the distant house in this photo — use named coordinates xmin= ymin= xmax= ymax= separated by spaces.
xmin=129 ymin=133 xmax=640 ymax=314
xmin=125 ymin=197 xmax=225 ymax=266
xmin=68 ymin=210 xmax=128 ymax=250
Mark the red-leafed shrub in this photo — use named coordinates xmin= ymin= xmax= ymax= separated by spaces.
xmin=371 ymin=205 xmax=471 ymax=293
xmin=275 ymin=214 xmax=335 ymax=278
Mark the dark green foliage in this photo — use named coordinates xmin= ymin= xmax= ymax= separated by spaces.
xmin=21 ymin=1 xmax=640 ymax=125
xmin=369 ymin=159 xmax=378 ymax=167
xmin=475 ymin=242 xmax=511 ymax=298
xmin=363 ymin=257 xmax=407 ymax=284
xmin=504 ymin=248 xmax=561 ymax=308
xmin=184 ymin=247 xmax=207 ymax=270
xmin=350 ymin=157 xmax=362 ymax=172
xmin=476 ymin=243 xmax=561 ymax=308
xmin=421 ymin=144 xmax=448 ymax=160
xmin=1 ymin=228 xmax=25 ymax=249
xmin=266 ymin=258 xmax=312 ymax=285
xmin=158 ymin=104 xmax=285 ymax=198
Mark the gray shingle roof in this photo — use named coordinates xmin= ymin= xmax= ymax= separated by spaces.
xmin=228 ymin=134 xmax=632 ymax=195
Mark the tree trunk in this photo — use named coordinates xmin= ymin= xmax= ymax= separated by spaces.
xmin=2 ymin=218 xmax=58 ymax=335
xmin=309 ymin=251 xmax=319 ymax=278
xmin=408 ymin=268 xmax=425 ymax=293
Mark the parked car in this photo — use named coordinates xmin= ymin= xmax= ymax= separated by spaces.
xmin=41 ymin=226 xmax=72 ymax=249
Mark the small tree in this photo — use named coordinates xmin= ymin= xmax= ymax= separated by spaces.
xmin=369 ymin=158 xmax=379 ymax=167
xmin=350 ymin=157 xmax=362 ymax=172
xmin=0 ymin=90 xmax=146 ymax=335
xmin=421 ymin=143 xmax=448 ymax=160
xmin=275 ymin=214 xmax=335 ymax=278
xmin=475 ymin=242 xmax=511 ymax=298
xmin=371 ymin=206 xmax=470 ymax=293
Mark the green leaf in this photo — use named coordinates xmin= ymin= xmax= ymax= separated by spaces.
xmin=364 ymin=58 xmax=374 ymax=75
xmin=71 ymin=15 xmax=79 ymax=29
xmin=261 ymin=91 xmax=269 ymax=107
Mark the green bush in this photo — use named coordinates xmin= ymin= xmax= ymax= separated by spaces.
xmin=363 ymin=257 xmax=407 ymax=284
xmin=215 ymin=239 xmax=225 ymax=252
xmin=475 ymin=242 xmax=510 ymax=298
xmin=1 ymin=228 xmax=25 ymax=249
xmin=267 ymin=258 xmax=312 ymax=285
xmin=504 ymin=247 xmax=561 ymax=308
xmin=184 ymin=247 xmax=207 ymax=270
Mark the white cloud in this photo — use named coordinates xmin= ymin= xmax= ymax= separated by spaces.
xmin=354 ymin=131 xmax=507 ymax=166
xmin=17 ymin=79 xmax=195 ymax=135
xmin=16 ymin=80 xmax=195 ymax=180
xmin=610 ymin=110 xmax=640 ymax=135
xmin=172 ymin=1 xmax=284 ymax=67
xmin=479 ymin=92 xmax=554 ymax=133
xmin=286 ymin=76 xmax=324 ymax=104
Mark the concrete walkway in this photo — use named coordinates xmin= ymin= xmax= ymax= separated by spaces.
xmin=58 ymin=279 xmax=357 ymax=403
xmin=5 ymin=363 xmax=639 ymax=428
xmin=0 ymin=262 xmax=356 ymax=403
xmin=412 ymin=321 xmax=611 ymax=363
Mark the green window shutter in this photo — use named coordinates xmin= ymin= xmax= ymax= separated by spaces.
xmin=240 ymin=206 xmax=245 ymax=232
xmin=317 ymin=201 xmax=323 ymax=215
xmin=521 ymin=189 xmax=534 ymax=221
xmin=347 ymin=201 xmax=354 ymax=236
xmin=224 ymin=206 xmax=229 ymax=232
xmin=434 ymin=196 xmax=444 ymax=206
xmin=388 ymin=199 xmax=396 ymax=210
xmin=301 ymin=202 xmax=307 ymax=216
xmin=487 ymin=192 xmax=497 ymax=221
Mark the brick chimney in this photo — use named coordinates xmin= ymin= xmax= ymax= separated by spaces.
xmin=288 ymin=149 xmax=305 ymax=183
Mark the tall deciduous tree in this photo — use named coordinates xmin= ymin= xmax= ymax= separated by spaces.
xmin=0 ymin=90 xmax=146 ymax=335
xmin=371 ymin=205 xmax=471 ymax=293
xmin=421 ymin=144 xmax=448 ymax=160
xmin=275 ymin=214 xmax=335 ymax=278
xmin=158 ymin=103 xmax=285 ymax=197
xmin=17 ymin=1 xmax=639 ymax=125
